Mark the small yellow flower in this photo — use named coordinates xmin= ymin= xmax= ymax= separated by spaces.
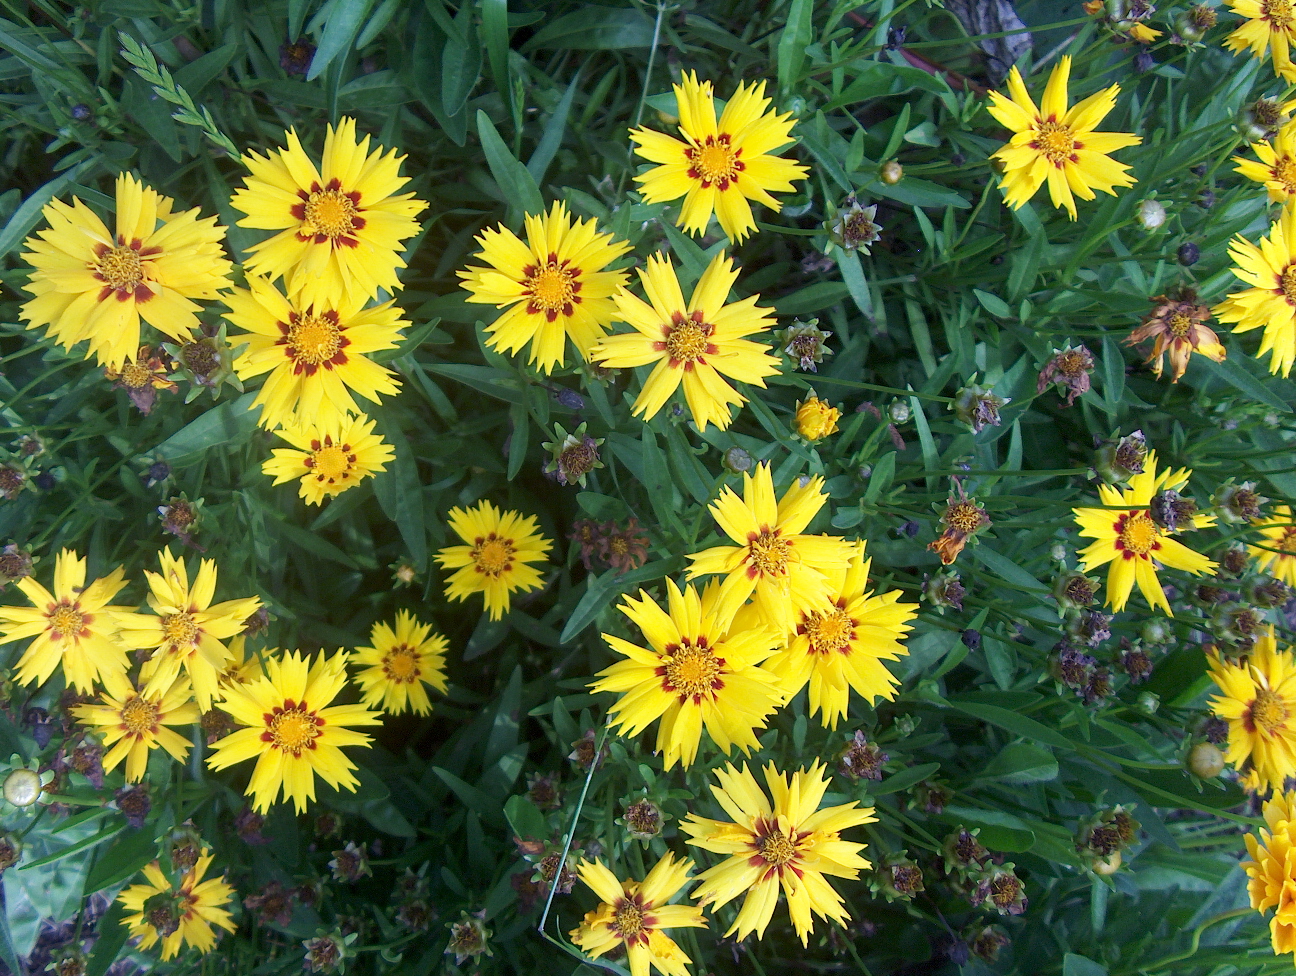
xmin=72 ymin=670 xmax=198 ymax=782
xmin=1252 ymin=504 xmax=1296 ymax=585
xmin=1244 ymin=791 xmax=1296 ymax=956
xmin=1225 ymin=0 xmax=1296 ymax=83
xmin=351 ymin=611 xmax=448 ymax=715
xmin=986 ymin=56 xmax=1141 ymax=219
xmin=794 ymin=396 xmax=840 ymax=441
xmin=1214 ymin=202 xmax=1296 ymax=377
xmin=630 ymin=71 xmax=809 ymax=243
xmin=262 ymin=413 xmax=395 ymax=505
xmin=434 ymin=501 xmax=552 ymax=621
xmin=1208 ymin=628 xmax=1296 ymax=793
xmin=118 ymin=851 xmax=236 ymax=960
xmin=1236 ymin=118 xmax=1296 ymax=202
xmin=682 ymin=761 xmax=875 ymax=944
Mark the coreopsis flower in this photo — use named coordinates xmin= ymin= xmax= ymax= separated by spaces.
xmin=117 ymin=851 xmax=236 ymax=960
xmin=542 ymin=422 xmax=604 ymax=487
xmin=1208 ymin=627 xmax=1296 ymax=792
xmin=629 ymin=72 xmax=809 ymax=243
xmin=1126 ymin=289 xmax=1224 ymax=382
xmin=0 ymin=549 xmax=133 ymax=693
xmin=1094 ymin=429 xmax=1148 ymax=483
xmin=986 ymin=56 xmax=1141 ymax=219
xmin=1244 ymin=790 xmax=1296 ymax=955
xmin=588 ymin=579 xmax=783 ymax=770
xmin=158 ymin=495 xmax=202 ymax=545
xmin=1236 ymin=119 xmax=1296 ymax=202
xmin=1036 ymin=343 xmax=1095 ymax=405
xmin=1215 ymin=200 xmax=1296 ymax=376
xmin=206 ymin=649 xmax=382 ymax=813
xmin=225 ymin=275 xmax=404 ymax=431
xmin=1172 ymin=3 xmax=1217 ymax=44
xmin=600 ymin=519 xmax=650 ymax=573
xmin=686 ymin=463 xmax=855 ymax=635
xmin=929 ymin=492 xmax=991 ymax=566
xmin=569 ymin=853 xmax=706 ymax=976
xmin=827 ymin=195 xmax=883 ymax=253
xmin=1224 ymin=0 xmax=1296 ymax=83
xmin=794 ymin=395 xmax=841 ymax=441
xmin=764 ymin=540 xmax=917 ymax=729
xmin=72 ymin=670 xmax=198 ymax=782
xmin=350 ymin=610 xmax=448 ymax=715
xmin=115 ymin=549 xmax=263 ymax=712
xmin=1072 ymin=451 xmax=1216 ymax=614
xmin=681 ymin=761 xmax=875 ymax=944
xmin=104 ymin=345 xmax=177 ymax=414
xmin=19 ymin=173 xmax=232 ymax=371
xmin=776 ymin=318 xmax=833 ymax=372
xmin=1252 ymin=504 xmax=1296 ymax=584
xmin=435 ymin=501 xmax=552 ymax=620
xmin=230 ymin=117 xmax=426 ymax=310
xmin=457 ymin=202 xmax=631 ymax=372
xmin=591 ymin=251 xmax=781 ymax=431
xmin=1241 ymin=97 xmax=1292 ymax=143
xmin=262 ymin=413 xmax=394 ymax=505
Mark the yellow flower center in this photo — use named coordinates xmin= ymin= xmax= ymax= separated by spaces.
xmin=1116 ymin=512 xmax=1160 ymax=556
xmin=1265 ymin=0 xmax=1295 ymax=29
xmin=662 ymin=313 xmax=715 ymax=368
xmin=265 ymin=700 xmax=323 ymax=756
xmin=524 ymin=258 xmax=580 ymax=319
xmin=95 ymin=244 xmax=145 ymax=292
xmin=304 ymin=188 xmax=359 ymax=238
xmin=288 ymin=312 xmax=344 ymax=367
xmin=119 ymin=361 xmax=154 ymax=389
xmin=1274 ymin=155 xmax=1296 ymax=193
xmin=662 ymin=640 xmax=723 ymax=702
xmin=1249 ymin=688 xmax=1290 ymax=735
xmin=759 ymin=830 xmax=798 ymax=866
xmin=121 ymin=695 xmax=159 ymax=737
xmin=382 ymin=645 xmax=421 ymax=683
xmin=804 ymin=606 xmax=853 ymax=655
xmin=945 ymin=501 xmax=985 ymax=534
xmin=612 ymin=900 xmax=646 ymax=941
xmin=47 ymin=602 xmax=85 ymax=639
xmin=747 ymin=527 xmax=790 ymax=576
xmin=311 ymin=444 xmax=351 ymax=481
xmin=471 ymin=534 xmax=515 ymax=578
xmin=1168 ymin=311 xmax=1193 ymax=339
xmin=1280 ymin=527 xmax=1296 ymax=553
xmin=686 ymin=134 xmax=744 ymax=189
xmin=1033 ymin=120 xmax=1077 ymax=166
xmin=161 ymin=611 xmax=199 ymax=648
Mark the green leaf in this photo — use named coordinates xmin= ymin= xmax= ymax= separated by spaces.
xmin=527 ymin=70 xmax=581 ymax=185
xmin=973 ymin=288 xmax=1012 ymax=319
xmin=979 ymin=742 xmax=1058 ymax=783
xmin=441 ymin=2 xmax=482 ymax=118
xmin=151 ymin=393 xmax=261 ymax=465
xmin=433 ymin=767 xmax=506 ymax=826
xmin=371 ymin=418 xmax=428 ymax=571
xmin=504 ymin=794 xmax=548 ymax=840
xmin=85 ymin=899 xmax=128 ymax=976
xmin=481 ymin=0 xmax=511 ymax=105
xmin=1062 ymin=953 xmax=1108 ymax=976
xmin=477 ymin=110 xmax=544 ymax=222
xmin=1211 ymin=352 xmax=1293 ymax=414
xmin=970 ymin=546 xmax=1051 ymax=596
xmin=307 ymin=0 xmax=376 ymax=81
xmin=945 ymin=699 xmax=1074 ymax=751
xmin=940 ymin=804 xmax=1037 ymax=852
xmin=560 ymin=561 xmax=663 ymax=643
xmin=836 ymin=246 xmax=873 ymax=318
xmin=776 ymin=0 xmax=813 ymax=92
xmin=523 ymin=8 xmax=656 ymax=50
xmin=84 ymin=828 xmax=157 ymax=894
xmin=872 ymin=761 xmax=940 ymax=795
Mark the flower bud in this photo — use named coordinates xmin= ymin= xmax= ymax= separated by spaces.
xmin=795 ymin=395 xmax=842 ymax=442
xmin=1187 ymin=742 xmax=1225 ymax=778
xmin=1239 ymin=97 xmax=1288 ymax=143
xmin=1094 ymin=430 xmax=1148 ymax=483
xmin=1136 ymin=199 xmax=1166 ymax=230
xmin=888 ymin=399 xmax=910 ymax=424
xmin=723 ymin=447 xmax=754 ymax=474
xmin=2 ymin=768 xmax=42 ymax=808
xmin=1177 ymin=241 xmax=1200 ymax=266
xmin=880 ymin=160 xmax=904 ymax=184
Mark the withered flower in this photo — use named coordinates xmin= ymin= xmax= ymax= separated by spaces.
xmin=104 ymin=345 xmax=177 ymax=415
xmin=1125 ymin=289 xmax=1223 ymax=382
xmin=1036 ymin=343 xmax=1095 ymax=406
xmin=929 ymin=488 xmax=991 ymax=565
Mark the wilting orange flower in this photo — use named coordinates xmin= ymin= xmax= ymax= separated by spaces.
xmin=1126 ymin=290 xmax=1225 ymax=382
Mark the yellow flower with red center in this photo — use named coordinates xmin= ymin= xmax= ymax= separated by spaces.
xmin=0 ymin=548 xmax=134 ymax=693
xmin=794 ymin=395 xmax=840 ymax=441
xmin=20 ymin=173 xmax=232 ymax=370
xmin=570 ymin=853 xmax=707 ymax=976
xmin=230 ymin=117 xmax=426 ymax=310
xmin=591 ymin=251 xmax=781 ymax=431
xmin=682 ymin=761 xmax=875 ymax=944
xmin=1252 ymin=504 xmax=1296 ymax=585
xmin=262 ymin=413 xmax=394 ymax=505
xmin=351 ymin=611 xmax=448 ymax=715
xmin=986 ymin=56 xmax=1141 ymax=219
xmin=630 ymin=72 xmax=809 ymax=243
xmin=588 ymin=579 xmax=783 ymax=771
xmin=1245 ymin=790 xmax=1296 ymax=956
xmin=1208 ymin=628 xmax=1296 ymax=793
xmin=763 ymin=541 xmax=917 ymax=729
xmin=686 ymin=462 xmax=855 ymax=636
xmin=118 ymin=850 xmax=236 ymax=960
xmin=225 ymin=275 xmax=405 ymax=431
xmin=1072 ymin=452 xmax=1216 ymax=614
xmin=207 ymin=649 xmax=382 ymax=813
xmin=1214 ymin=202 xmax=1296 ymax=377
xmin=72 ymin=670 xmax=198 ymax=782
xmin=1225 ymin=0 xmax=1296 ymax=82
xmin=435 ymin=501 xmax=552 ymax=620
xmin=457 ymin=201 xmax=630 ymax=373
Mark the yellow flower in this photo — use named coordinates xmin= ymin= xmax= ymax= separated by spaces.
xmin=0 ymin=548 xmax=133 ymax=693
xmin=206 ymin=649 xmax=382 ymax=814
xmin=986 ymin=56 xmax=1141 ymax=219
xmin=118 ymin=851 xmax=236 ymax=960
xmin=591 ymin=251 xmax=780 ymax=431
xmin=1236 ymin=119 xmax=1296 ymax=202
xmin=1208 ymin=628 xmax=1296 ymax=793
xmin=588 ymin=579 xmax=783 ymax=771
xmin=230 ymin=117 xmax=426 ymax=310
xmin=1214 ymin=203 xmax=1296 ymax=377
xmin=685 ymin=462 xmax=855 ymax=635
xmin=1225 ymin=0 xmax=1296 ymax=83
xmin=1072 ymin=451 xmax=1216 ymax=615
xmin=72 ymin=670 xmax=198 ymax=782
xmin=218 ymin=634 xmax=263 ymax=688
xmin=763 ymin=541 xmax=918 ymax=729
xmin=794 ymin=396 xmax=840 ymax=441
xmin=457 ymin=201 xmax=631 ymax=373
xmin=681 ymin=761 xmax=875 ymax=944
xmin=262 ymin=413 xmax=395 ymax=504
xmin=1128 ymin=22 xmax=1161 ymax=43
xmin=351 ymin=610 xmax=448 ymax=715
xmin=1245 ymin=791 xmax=1296 ymax=956
xmin=630 ymin=72 xmax=809 ymax=243
xmin=225 ymin=275 xmax=404 ymax=431
xmin=20 ymin=174 xmax=231 ymax=371
xmin=569 ymin=853 xmax=707 ymax=976
xmin=1252 ymin=504 xmax=1296 ymax=585
xmin=434 ymin=501 xmax=552 ymax=621
xmin=115 ymin=549 xmax=262 ymax=712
